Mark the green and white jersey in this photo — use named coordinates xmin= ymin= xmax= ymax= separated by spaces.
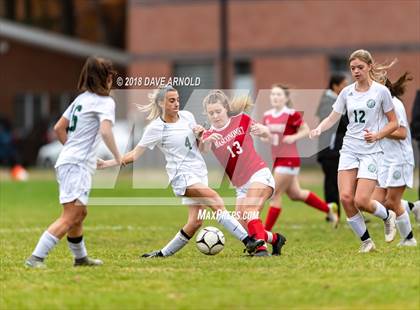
xmin=333 ymin=81 xmax=394 ymax=154
xmin=55 ymin=91 xmax=115 ymax=173
xmin=138 ymin=110 xmax=207 ymax=182
xmin=379 ymin=97 xmax=414 ymax=166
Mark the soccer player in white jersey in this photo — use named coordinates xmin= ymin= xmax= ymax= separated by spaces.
xmin=371 ymin=73 xmax=417 ymax=246
xmin=99 ymin=85 xmax=263 ymax=257
xmin=310 ymin=49 xmax=399 ymax=253
xmin=26 ymin=57 xmax=122 ymax=268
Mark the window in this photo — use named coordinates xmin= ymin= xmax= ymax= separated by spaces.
xmin=173 ymin=62 xmax=215 ymax=110
xmin=233 ymin=60 xmax=254 ymax=97
xmin=329 ymin=56 xmax=348 ymax=74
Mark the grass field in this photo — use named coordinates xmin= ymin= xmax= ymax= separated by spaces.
xmin=1 ymin=170 xmax=419 ymax=309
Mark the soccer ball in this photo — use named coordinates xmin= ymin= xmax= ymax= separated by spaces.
xmin=195 ymin=226 xmax=225 ymax=255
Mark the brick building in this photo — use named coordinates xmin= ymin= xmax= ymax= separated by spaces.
xmin=127 ymin=0 xmax=420 ymax=120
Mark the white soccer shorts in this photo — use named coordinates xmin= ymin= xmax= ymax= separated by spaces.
xmin=171 ymin=173 xmax=209 ymax=205
xmin=378 ymin=164 xmax=414 ymax=188
xmin=338 ymin=151 xmax=382 ymax=180
xmin=56 ymin=164 xmax=92 ymax=205
xmin=235 ymin=167 xmax=275 ymax=199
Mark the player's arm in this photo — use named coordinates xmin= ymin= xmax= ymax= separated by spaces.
xmin=100 ymin=120 xmax=122 ymax=164
xmin=98 ymin=145 xmax=146 ymax=169
xmin=200 ymin=133 xmax=222 ymax=153
xmin=364 ymin=110 xmax=398 ymax=142
xmin=386 ymin=125 xmax=407 ymax=140
xmin=122 ymin=145 xmax=146 ymax=164
xmin=309 ymin=111 xmax=341 ymax=139
xmin=53 ymin=116 xmax=70 ymax=145
xmin=250 ymin=123 xmax=273 ymax=143
xmin=283 ymin=122 xmax=309 ymax=144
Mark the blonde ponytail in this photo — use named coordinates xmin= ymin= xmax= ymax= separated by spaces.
xmin=138 ymin=85 xmax=176 ymax=120
xmin=230 ymin=95 xmax=254 ymax=115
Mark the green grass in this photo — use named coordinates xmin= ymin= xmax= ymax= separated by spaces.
xmin=0 ymin=172 xmax=419 ymax=309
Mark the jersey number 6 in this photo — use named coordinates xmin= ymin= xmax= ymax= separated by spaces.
xmin=68 ymin=105 xmax=82 ymax=132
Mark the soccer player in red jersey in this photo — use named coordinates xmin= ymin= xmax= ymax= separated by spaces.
xmin=262 ymin=84 xmax=339 ymax=232
xmin=200 ymin=90 xmax=286 ymax=257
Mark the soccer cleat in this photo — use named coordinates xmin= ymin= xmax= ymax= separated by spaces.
xmin=359 ymin=239 xmax=376 ymax=253
xmin=397 ymin=237 xmax=417 ymax=247
xmin=271 ymin=233 xmax=287 ymax=256
xmin=327 ymin=203 xmax=339 ymax=228
xmin=141 ymin=250 xmax=164 ymax=258
xmin=244 ymin=237 xmax=265 ymax=255
xmin=254 ymin=249 xmax=270 ymax=257
xmin=74 ymin=256 xmax=103 ymax=266
xmin=384 ymin=210 xmax=397 ymax=243
xmin=412 ymin=201 xmax=420 ymax=223
xmin=25 ymin=255 xmax=46 ymax=269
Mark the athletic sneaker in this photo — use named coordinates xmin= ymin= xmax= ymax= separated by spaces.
xmin=74 ymin=256 xmax=103 ymax=266
xmin=397 ymin=237 xmax=417 ymax=247
xmin=359 ymin=239 xmax=376 ymax=253
xmin=384 ymin=210 xmax=397 ymax=243
xmin=412 ymin=201 xmax=420 ymax=223
xmin=327 ymin=203 xmax=339 ymax=228
xmin=245 ymin=237 xmax=265 ymax=255
xmin=254 ymin=249 xmax=270 ymax=257
xmin=141 ymin=250 xmax=164 ymax=258
xmin=272 ymin=233 xmax=287 ymax=256
xmin=25 ymin=255 xmax=46 ymax=269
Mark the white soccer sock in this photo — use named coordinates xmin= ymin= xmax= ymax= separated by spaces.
xmin=347 ymin=212 xmax=368 ymax=238
xmin=265 ymin=230 xmax=273 ymax=243
xmin=401 ymin=200 xmax=411 ymax=214
xmin=396 ymin=211 xmax=413 ymax=240
xmin=161 ymin=230 xmax=190 ymax=256
xmin=373 ymin=200 xmax=389 ymax=220
xmin=32 ymin=230 xmax=59 ymax=259
xmin=67 ymin=237 xmax=88 ymax=259
xmin=216 ymin=210 xmax=248 ymax=241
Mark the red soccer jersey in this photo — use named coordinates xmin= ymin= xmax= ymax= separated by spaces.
xmin=202 ymin=113 xmax=267 ymax=187
xmin=262 ymin=107 xmax=303 ymax=168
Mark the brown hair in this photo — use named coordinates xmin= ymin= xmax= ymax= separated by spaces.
xmin=348 ymin=49 xmax=397 ymax=84
xmin=271 ymin=84 xmax=293 ymax=107
xmin=77 ymin=56 xmax=116 ymax=96
xmin=202 ymin=90 xmax=253 ymax=116
xmin=385 ymin=72 xmax=413 ymax=98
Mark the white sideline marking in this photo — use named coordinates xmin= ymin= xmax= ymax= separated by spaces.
xmin=0 ymin=223 xmax=382 ymax=234
xmin=0 ymin=225 xmax=166 ymax=234
xmin=88 ymin=197 xmax=239 ymax=206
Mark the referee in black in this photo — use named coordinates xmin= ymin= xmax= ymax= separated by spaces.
xmin=316 ymin=73 xmax=348 ymax=218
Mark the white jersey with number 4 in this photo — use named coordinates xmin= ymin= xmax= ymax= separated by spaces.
xmin=379 ymin=97 xmax=414 ymax=166
xmin=55 ymin=91 xmax=115 ymax=173
xmin=333 ymin=81 xmax=394 ymax=154
xmin=138 ymin=110 xmax=207 ymax=182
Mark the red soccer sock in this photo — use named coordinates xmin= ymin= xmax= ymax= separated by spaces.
xmin=264 ymin=230 xmax=278 ymax=244
xmin=305 ymin=192 xmax=329 ymax=213
xmin=264 ymin=206 xmax=282 ymax=231
xmin=248 ymin=219 xmax=267 ymax=251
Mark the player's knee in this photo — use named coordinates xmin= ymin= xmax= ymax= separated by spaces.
xmin=188 ymin=218 xmax=203 ymax=231
xmin=354 ymin=196 xmax=369 ymax=210
xmin=288 ymin=191 xmax=301 ymax=201
xmin=384 ymin=197 xmax=399 ymax=210
xmin=340 ymin=193 xmax=354 ymax=207
xmin=208 ymin=197 xmax=225 ymax=211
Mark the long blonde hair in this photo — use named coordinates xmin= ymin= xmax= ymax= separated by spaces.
xmin=202 ymin=90 xmax=253 ymax=116
xmin=138 ymin=85 xmax=177 ymax=120
xmin=349 ymin=49 xmax=397 ymax=84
